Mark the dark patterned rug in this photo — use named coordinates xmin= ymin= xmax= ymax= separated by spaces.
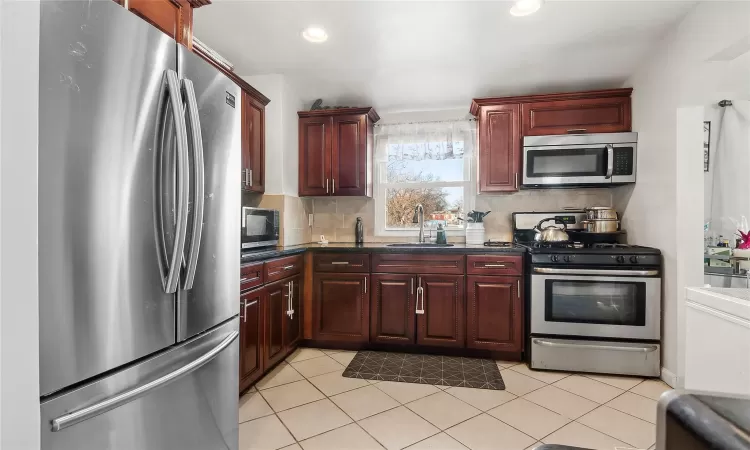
xmin=341 ymin=350 xmax=505 ymax=390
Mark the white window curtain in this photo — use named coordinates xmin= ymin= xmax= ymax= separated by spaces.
xmin=373 ymin=119 xmax=477 ymax=237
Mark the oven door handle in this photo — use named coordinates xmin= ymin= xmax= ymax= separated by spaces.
xmin=532 ymin=339 xmax=659 ymax=353
xmin=533 ymin=267 xmax=659 ymax=277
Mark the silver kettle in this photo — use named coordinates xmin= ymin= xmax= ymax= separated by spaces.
xmin=534 ymin=218 xmax=570 ymax=242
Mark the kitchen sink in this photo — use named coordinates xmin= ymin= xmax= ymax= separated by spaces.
xmin=386 ymin=243 xmax=455 ymax=247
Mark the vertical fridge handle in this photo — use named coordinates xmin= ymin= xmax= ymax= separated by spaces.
xmin=160 ymin=70 xmax=190 ymax=294
xmin=181 ymin=78 xmax=205 ymax=290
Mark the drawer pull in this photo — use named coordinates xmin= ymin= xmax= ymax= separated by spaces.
xmin=282 ymin=265 xmax=295 ymax=271
xmin=484 ymin=264 xmax=507 ymax=268
xmin=566 ymin=128 xmax=587 ymax=134
xmin=330 ymin=261 xmax=349 ymax=265
xmin=240 ymin=276 xmax=258 ymax=283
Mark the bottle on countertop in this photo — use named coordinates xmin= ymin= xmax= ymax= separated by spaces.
xmin=355 ymin=217 xmax=364 ymax=244
xmin=436 ymin=223 xmax=447 ymax=244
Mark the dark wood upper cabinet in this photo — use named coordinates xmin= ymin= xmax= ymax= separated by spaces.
xmin=299 ymin=116 xmax=331 ymax=196
xmin=313 ymin=273 xmax=370 ymax=342
xmin=283 ymin=275 xmax=303 ymax=350
xmin=470 ymin=88 xmax=632 ymax=194
xmin=417 ymin=275 xmax=465 ymax=348
xmin=466 ymin=276 xmax=523 ymax=353
xmin=521 ymin=96 xmax=631 ymax=136
xmin=263 ymin=280 xmax=286 ymax=369
xmin=298 ymin=108 xmax=378 ymax=197
xmin=242 ymin=92 xmax=266 ymax=192
xmin=370 ymin=274 xmax=416 ymax=344
xmin=239 ymin=287 xmax=263 ymax=393
xmin=127 ymin=0 xmax=193 ymax=46
xmin=478 ymin=104 xmax=521 ymax=193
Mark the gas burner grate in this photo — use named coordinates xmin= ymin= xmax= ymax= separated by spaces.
xmin=483 ymin=240 xmax=513 ymax=248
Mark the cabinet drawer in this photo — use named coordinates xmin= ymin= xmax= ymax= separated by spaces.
xmin=240 ymin=262 xmax=265 ymax=292
xmin=521 ymin=96 xmax=631 ymax=136
xmin=467 ymin=255 xmax=523 ymax=276
xmin=264 ymin=255 xmax=303 ymax=283
xmin=314 ymin=253 xmax=370 ymax=273
xmin=372 ymin=253 xmax=465 ymax=275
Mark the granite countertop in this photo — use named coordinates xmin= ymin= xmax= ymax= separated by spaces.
xmin=241 ymin=242 xmax=526 ymax=264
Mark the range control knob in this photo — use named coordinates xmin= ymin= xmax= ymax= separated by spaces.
xmin=551 ymin=255 xmax=559 ymax=262
xmin=616 ymin=255 xmax=626 ymax=263
xmin=630 ymin=255 xmax=639 ymax=264
xmin=563 ymin=255 xmax=572 ymax=263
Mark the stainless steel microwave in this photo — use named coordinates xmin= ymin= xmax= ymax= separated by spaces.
xmin=241 ymin=207 xmax=279 ymax=249
xmin=522 ymin=132 xmax=637 ymax=187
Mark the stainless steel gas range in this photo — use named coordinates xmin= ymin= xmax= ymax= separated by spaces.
xmin=514 ymin=211 xmax=662 ymax=377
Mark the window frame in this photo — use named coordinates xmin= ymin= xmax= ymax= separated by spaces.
xmin=373 ymin=123 xmax=476 ymax=238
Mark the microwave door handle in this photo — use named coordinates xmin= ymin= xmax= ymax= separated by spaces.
xmin=605 ymin=144 xmax=614 ymax=179
xmin=181 ymin=78 xmax=205 ymax=290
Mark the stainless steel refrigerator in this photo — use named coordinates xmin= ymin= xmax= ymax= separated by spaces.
xmin=38 ymin=1 xmax=240 ymax=448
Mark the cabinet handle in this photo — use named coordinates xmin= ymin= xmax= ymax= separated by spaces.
xmin=326 ymin=178 xmax=329 ymax=194
xmin=364 ymin=276 xmax=367 ymax=294
xmin=242 ymin=300 xmax=256 ymax=323
xmin=247 ymin=169 xmax=252 ymax=187
xmin=517 ymin=280 xmax=520 ymax=299
xmin=515 ymin=173 xmax=519 ymax=190
xmin=484 ymin=264 xmax=507 ymax=268
xmin=282 ymin=265 xmax=295 ymax=271
xmin=415 ymin=287 xmax=424 ymax=315
xmin=330 ymin=261 xmax=349 ymax=265
xmin=566 ymin=128 xmax=587 ymax=134
xmin=411 ymin=278 xmax=414 ymax=295
xmin=332 ymin=179 xmax=335 ymax=194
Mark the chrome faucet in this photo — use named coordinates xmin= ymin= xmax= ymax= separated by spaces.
xmin=412 ymin=204 xmax=425 ymax=243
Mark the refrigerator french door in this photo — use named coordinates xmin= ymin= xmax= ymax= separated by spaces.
xmin=38 ymin=1 xmax=239 ymax=449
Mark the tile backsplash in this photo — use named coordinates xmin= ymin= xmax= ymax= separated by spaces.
xmin=309 ymin=189 xmax=613 ymax=243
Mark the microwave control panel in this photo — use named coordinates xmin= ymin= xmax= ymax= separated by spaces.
xmin=613 ymin=147 xmax=634 ymax=175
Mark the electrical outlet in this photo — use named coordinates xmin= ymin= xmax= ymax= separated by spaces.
xmin=308 ymin=214 xmax=313 ymax=227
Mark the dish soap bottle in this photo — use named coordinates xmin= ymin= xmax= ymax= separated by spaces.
xmin=436 ymin=223 xmax=447 ymax=244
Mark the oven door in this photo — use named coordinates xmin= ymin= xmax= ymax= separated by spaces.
xmin=241 ymin=207 xmax=279 ymax=249
xmin=530 ymin=267 xmax=661 ymax=340
xmin=522 ymin=143 xmax=635 ymax=186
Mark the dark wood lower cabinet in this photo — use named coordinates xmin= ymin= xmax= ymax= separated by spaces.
xmin=314 ymin=273 xmax=369 ymax=342
xmin=370 ymin=274 xmax=416 ymax=344
xmin=417 ymin=275 xmax=465 ymax=348
xmin=263 ymin=280 xmax=286 ymax=369
xmin=239 ymin=287 xmax=263 ymax=393
xmin=466 ymin=276 xmax=523 ymax=352
xmin=283 ymin=275 xmax=303 ymax=350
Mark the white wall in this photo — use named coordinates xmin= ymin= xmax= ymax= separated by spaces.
xmin=242 ymin=74 xmax=305 ymax=197
xmin=619 ymin=0 xmax=750 ymax=386
xmin=0 ymin=1 xmax=41 ymax=448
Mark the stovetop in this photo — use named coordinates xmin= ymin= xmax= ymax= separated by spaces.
xmin=516 ymin=241 xmax=662 ymax=254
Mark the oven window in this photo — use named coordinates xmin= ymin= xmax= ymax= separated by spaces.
xmin=545 ymin=280 xmax=646 ymax=326
xmin=527 ymin=148 xmax=607 ymax=178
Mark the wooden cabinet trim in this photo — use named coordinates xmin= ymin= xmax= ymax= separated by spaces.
xmin=470 ymin=88 xmax=633 ymax=116
xmin=299 ymin=107 xmax=380 ymax=123
xmin=370 ymin=274 xmax=416 ymax=344
xmin=416 ymin=274 xmax=465 ymax=348
xmin=521 ymin=97 xmax=631 ymax=136
xmin=313 ymin=273 xmax=370 ymax=342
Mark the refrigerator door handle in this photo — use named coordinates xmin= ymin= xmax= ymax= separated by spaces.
xmin=180 ymin=78 xmax=205 ymax=290
xmin=50 ymin=330 xmax=239 ymax=432
xmin=161 ymin=70 xmax=190 ymax=294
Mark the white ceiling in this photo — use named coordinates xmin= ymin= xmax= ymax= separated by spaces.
xmin=194 ymin=1 xmax=696 ymax=112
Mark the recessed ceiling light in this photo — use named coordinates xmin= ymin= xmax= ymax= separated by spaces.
xmin=302 ymin=26 xmax=328 ymax=43
xmin=510 ymin=0 xmax=543 ymax=16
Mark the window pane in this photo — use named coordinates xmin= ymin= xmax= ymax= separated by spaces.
xmin=385 ymin=187 xmax=464 ymax=229
xmin=386 ymin=142 xmax=465 ymax=183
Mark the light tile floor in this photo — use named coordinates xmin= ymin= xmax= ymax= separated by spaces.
xmin=239 ymin=348 xmax=672 ymax=450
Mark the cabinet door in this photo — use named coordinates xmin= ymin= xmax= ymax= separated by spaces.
xmin=314 ymin=273 xmax=369 ymax=342
xmin=331 ymin=114 xmax=368 ymax=196
xmin=466 ymin=276 xmax=523 ymax=353
xmin=239 ymin=288 xmax=263 ymax=392
xmin=417 ymin=275 xmax=465 ymax=348
xmin=370 ymin=274 xmax=416 ymax=344
xmin=521 ymin=96 xmax=631 ymax=136
xmin=263 ymin=280 xmax=286 ymax=369
xmin=242 ymin=92 xmax=266 ymax=192
xmin=299 ymin=117 xmax=332 ymax=196
xmin=479 ymin=104 xmax=521 ymax=193
xmin=127 ymin=0 xmax=192 ymax=46
xmin=283 ymin=275 xmax=303 ymax=350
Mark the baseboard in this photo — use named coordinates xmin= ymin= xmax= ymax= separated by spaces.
xmin=661 ymin=367 xmax=678 ymax=388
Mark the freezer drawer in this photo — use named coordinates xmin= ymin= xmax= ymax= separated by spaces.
xmin=530 ymin=337 xmax=660 ymax=377
xmin=41 ymin=318 xmax=239 ymax=450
